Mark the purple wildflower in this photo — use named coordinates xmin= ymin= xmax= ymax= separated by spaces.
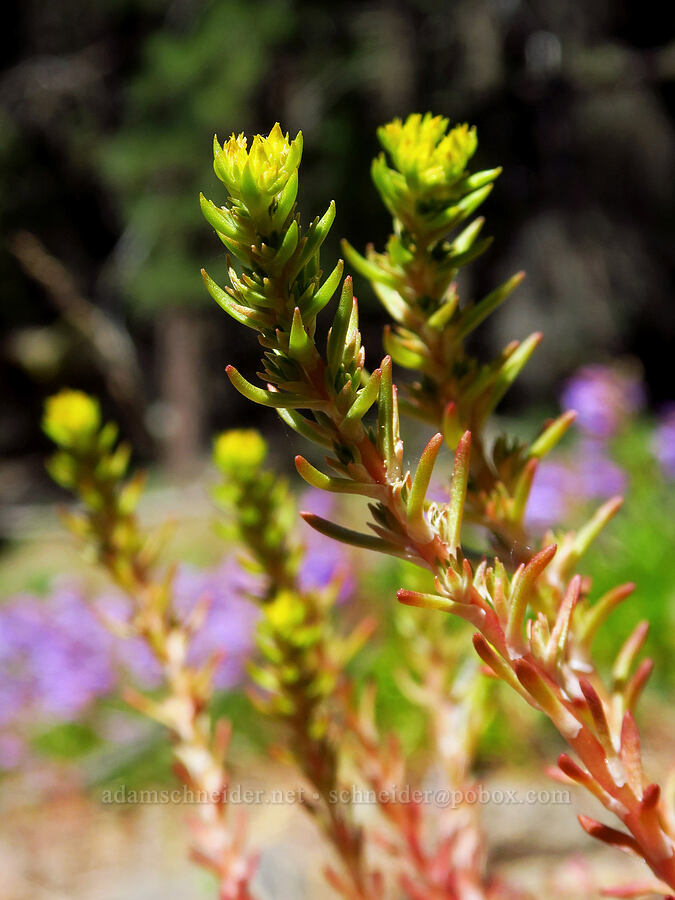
xmin=172 ymin=559 xmax=260 ymax=689
xmin=0 ymin=586 xmax=115 ymax=724
xmin=298 ymin=489 xmax=354 ymax=598
xmin=653 ymin=404 xmax=675 ymax=479
xmin=526 ymin=440 xmax=625 ymax=532
xmin=561 ymin=364 xmax=645 ymax=439
xmin=0 ymin=558 xmax=259 ymax=768
xmin=574 ymin=439 xmax=627 ymax=498
xmin=0 ymin=732 xmax=25 ymax=768
xmin=525 ymin=461 xmax=578 ymax=530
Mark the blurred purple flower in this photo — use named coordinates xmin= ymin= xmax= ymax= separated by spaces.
xmin=297 ymin=489 xmax=354 ymax=599
xmin=0 ymin=558 xmax=259 ymax=767
xmin=653 ymin=404 xmax=675 ymax=479
xmin=173 ymin=559 xmax=260 ymax=689
xmin=575 ymin=439 xmax=627 ymax=498
xmin=0 ymin=733 xmax=25 ymax=769
xmin=0 ymin=587 xmax=115 ymax=724
xmin=526 ymin=441 xmax=626 ymax=531
xmin=561 ymin=364 xmax=644 ymax=439
xmin=525 ymin=461 xmax=577 ymax=530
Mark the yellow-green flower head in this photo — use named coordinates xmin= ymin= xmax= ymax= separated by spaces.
xmin=43 ymin=389 xmax=101 ymax=448
xmin=213 ymin=123 xmax=303 ymax=207
xmin=213 ymin=429 xmax=268 ymax=476
xmin=378 ymin=113 xmax=477 ymax=192
xmin=265 ymin=589 xmax=305 ymax=633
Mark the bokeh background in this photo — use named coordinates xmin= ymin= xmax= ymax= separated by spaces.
xmin=2 ymin=0 xmax=675 ymax=485
xmin=1 ymin=2 xmax=674 ymax=898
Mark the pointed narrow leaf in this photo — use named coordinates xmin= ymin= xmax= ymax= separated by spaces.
xmin=226 ymin=366 xmax=323 ymax=409
xmin=199 ymin=194 xmax=239 ymax=240
xmin=451 ymin=217 xmax=486 ymax=255
xmin=377 ymin=355 xmax=395 ymax=471
xmin=302 ymin=260 xmax=344 ymax=320
xmin=577 ymin=816 xmax=641 ymax=855
xmin=276 ymin=407 xmax=333 ymax=449
xmin=288 ymin=307 xmax=313 ymax=362
xmin=447 ymin=431 xmax=471 ymax=552
xmin=373 ymin=283 xmax=409 ymax=324
xmin=287 ymin=202 xmax=336 ymax=283
xmin=511 ymin=457 xmax=538 ymax=525
xmin=427 ymin=295 xmax=459 ymax=331
xmin=274 ymin=170 xmax=299 ymax=225
xmin=202 ymin=270 xmax=266 ymax=329
xmin=529 ymin=410 xmax=577 ymax=459
xmin=342 ymin=368 xmax=382 ymax=438
xmin=398 ymin=589 xmax=457 ymax=613
xmin=272 ymin=218 xmax=299 ymax=269
xmin=579 ymin=583 xmax=635 ymax=648
xmin=612 ymin=621 xmax=649 ymax=688
xmin=456 ymin=167 xmax=502 ymax=193
xmin=507 ymin=545 xmax=556 ymax=649
xmin=341 ymin=239 xmax=400 ymax=289
xmin=301 ymin=512 xmax=404 ymax=556
xmin=295 ymin=456 xmax=382 ymax=499
xmin=571 ymin=496 xmax=623 ymax=566
xmin=407 ymin=433 xmax=444 ymax=536
xmin=456 ymin=272 xmax=525 ymax=341
xmin=486 ymin=331 xmax=542 ymax=416
xmin=327 ymin=276 xmax=354 ymax=372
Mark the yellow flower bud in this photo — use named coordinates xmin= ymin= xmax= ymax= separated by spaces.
xmin=43 ymin=390 xmax=101 ymax=449
xmin=378 ymin=113 xmax=477 ymax=192
xmin=266 ymin=589 xmax=305 ymax=633
xmin=213 ymin=429 xmax=268 ymax=475
xmin=213 ymin=123 xmax=303 ymax=209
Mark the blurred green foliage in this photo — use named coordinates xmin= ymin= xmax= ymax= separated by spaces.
xmin=582 ymin=422 xmax=675 ymax=690
xmin=100 ymin=0 xmax=293 ymax=314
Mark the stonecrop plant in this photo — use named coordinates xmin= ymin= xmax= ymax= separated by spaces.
xmin=200 ymin=115 xmax=675 ymax=897
xmin=43 ymin=391 xmax=518 ymax=900
xmin=43 ymin=390 xmax=260 ymax=898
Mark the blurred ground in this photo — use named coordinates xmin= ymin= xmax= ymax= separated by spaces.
xmin=0 ymin=762 xmax=654 ymax=900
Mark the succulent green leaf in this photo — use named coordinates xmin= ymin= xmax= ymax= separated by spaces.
xmin=301 ymin=512 xmax=404 ymax=557
xmin=202 ymin=270 xmax=267 ymax=329
xmin=447 ymin=431 xmax=471 ymax=552
xmin=274 ymin=170 xmax=299 ymax=226
xmin=302 ymin=260 xmax=344 ymax=320
xmin=199 ymin=194 xmax=239 ymax=241
xmin=272 ymin=219 xmax=300 ymax=270
xmin=569 ymin=497 xmax=623 ymax=568
xmin=506 ymin=545 xmax=557 ymax=650
xmin=342 ymin=368 xmax=382 ymax=438
xmin=327 ymin=276 xmax=354 ymax=373
xmin=288 ymin=307 xmax=313 ymax=363
xmin=456 ymin=272 xmax=525 ymax=342
xmin=295 ymin=456 xmax=382 ymax=499
xmin=226 ymin=366 xmax=324 ymax=409
xmin=451 ymin=216 xmax=486 ymax=255
xmin=511 ymin=458 xmax=538 ymax=525
xmin=377 ymin=355 xmax=395 ymax=469
xmin=341 ymin=240 xmax=400 ymax=289
xmin=373 ymin=283 xmax=409 ymax=324
xmin=529 ymin=410 xmax=578 ymax=459
xmin=407 ymin=432 xmax=444 ymax=534
xmin=276 ymin=407 xmax=333 ymax=449
xmin=486 ymin=331 xmax=542 ymax=416
xmin=426 ymin=184 xmax=494 ymax=233
xmin=287 ymin=202 xmax=336 ymax=283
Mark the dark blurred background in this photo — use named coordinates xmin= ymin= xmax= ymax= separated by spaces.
xmin=2 ymin=0 xmax=674 ymax=499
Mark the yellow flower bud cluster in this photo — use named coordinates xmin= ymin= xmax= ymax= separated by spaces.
xmin=213 ymin=429 xmax=268 ymax=477
xmin=213 ymin=123 xmax=303 ymax=208
xmin=42 ymin=389 xmax=101 ymax=449
xmin=377 ymin=113 xmax=477 ymax=192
